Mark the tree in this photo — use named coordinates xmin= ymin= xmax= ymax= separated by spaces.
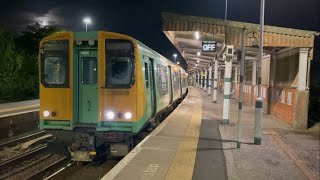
xmin=0 ymin=24 xmax=62 ymax=102
xmin=16 ymin=23 xmax=63 ymax=56
xmin=0 ymin=31 xmax=23 ymax=102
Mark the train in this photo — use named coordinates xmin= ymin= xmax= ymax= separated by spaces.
xmin=39 ymin=31 xmax=188 ymax=161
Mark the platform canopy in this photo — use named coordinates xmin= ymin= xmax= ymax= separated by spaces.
xmin=162 ymin=12 xmax=318 ymax=72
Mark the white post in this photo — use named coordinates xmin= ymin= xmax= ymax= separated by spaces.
xmin=252 ymin=60 xmax=257 ymax=85
xmin=198 ymin=71 xmax=201 ymax=88
xmin=298 ymin=48 xmax=309 ymax=91
xmin=222 ymin=52 xmax=233 ymax=124
xmin=234 ymin=66 xmax=238 ymax=83
xmin=205 ymin=68 xmax=208 ymax=91
xmin=208 ymin=66 xmax=212 ymax=95
xmin=213 ymin=60 xmax=218 ymax=103
xmin=200 ymin=70 xmax=203 ymax=89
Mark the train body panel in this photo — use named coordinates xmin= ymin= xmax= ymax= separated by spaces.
xmin=39 ymin=32 xmax=73 ymax=130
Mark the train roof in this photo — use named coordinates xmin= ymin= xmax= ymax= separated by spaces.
xmin=40 ymin=31 xmax=186 ymax=71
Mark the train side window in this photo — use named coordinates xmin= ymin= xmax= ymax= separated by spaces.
xmin=144 ymin=62 xmax=149 ymax=88
xmin=156 ymin=64 xmax=168 ymax=96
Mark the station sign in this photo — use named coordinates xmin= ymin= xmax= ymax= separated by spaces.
xmin=202 ymin=41 xmax=217 ymax=52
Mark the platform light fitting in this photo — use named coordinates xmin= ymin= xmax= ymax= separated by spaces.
xmin=195 ymin=31 xmax=200 ymax=40
xmin=197 ymin=52 xmax=201 ymax=56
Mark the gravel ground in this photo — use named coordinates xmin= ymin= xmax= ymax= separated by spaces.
xmin=49 ymin=158 xmax=120 ymax=180
xmin=1 ymin=153 xmax=50 ymax=179
xmin=7 ymin=154 xmax=65 ymax=180
xmin=0 ymin=142 xmax=46 ymax=161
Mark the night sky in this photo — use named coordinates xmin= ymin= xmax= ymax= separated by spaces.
xmin=0 ymin=0 xmax=319 ymax=64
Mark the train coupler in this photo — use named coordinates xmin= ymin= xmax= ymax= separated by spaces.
xmin=70 ymin=134 xmax=96 ymax=161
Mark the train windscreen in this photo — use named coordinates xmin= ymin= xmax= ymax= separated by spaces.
xmin=40 ymin=40 xmax=69 ymax=88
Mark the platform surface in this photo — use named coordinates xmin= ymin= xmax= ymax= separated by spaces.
xmin=102 ymin=86 xmax=318 ymax=180
xmin=0 ymin=99 xmax=39 ymax=118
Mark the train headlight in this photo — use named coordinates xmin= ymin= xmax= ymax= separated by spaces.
xmin=124 ymin=112 xmax=132 ymax=120
xmin=105 ymin=111 xmax=115 ymax=120
xmin=43 ymin=110 xmax=50 ymax=117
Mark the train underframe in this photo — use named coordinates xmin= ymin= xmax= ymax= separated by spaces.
xmin=46 ymin=91 xmax=187 ymax=162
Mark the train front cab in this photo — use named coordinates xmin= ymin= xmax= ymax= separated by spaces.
xmin=39 ymin=31 xmax=149 ymax=161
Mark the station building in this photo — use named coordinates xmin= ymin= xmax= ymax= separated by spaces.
xmin=162 ymin=12 xmax=319 ymax=129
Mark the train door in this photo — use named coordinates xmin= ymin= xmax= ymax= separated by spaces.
xmin=168 ymin=66 xmax=173 ymax=103
xmin=144 ymin=58 xmax=156 ymax=116
xmin=148 ymin=58 xmax=157 ymax=116
xmin=78 ymin=50 xmax=98 ymax=124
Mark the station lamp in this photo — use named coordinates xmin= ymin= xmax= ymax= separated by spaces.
xmin=195 ymin=31 xmax=200 ymax=40
xmin=83 ymin=17 xmax=92 ymax=31
xmin=173 ymin=53 xmax=178 ymax=64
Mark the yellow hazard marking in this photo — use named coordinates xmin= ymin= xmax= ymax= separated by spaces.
xmin=165 ymin=88 xmax=202 ymax=180
xmin=0 ymin=104 xmax=39 ymax=113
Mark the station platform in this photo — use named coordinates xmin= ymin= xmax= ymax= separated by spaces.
xmin=102 ymin=87 xmax=319 ymax=180
xmin=0 ymin=99 xmax=39 ymax=118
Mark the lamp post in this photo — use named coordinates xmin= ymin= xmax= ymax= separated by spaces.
xmin=225 ymin=0 xmax=228 ymax=20
xmin=173 ymin=54 xmax=177 ymax=64
xmin=83 ymin=17 xmax=91 ymax=31
xmin=254 ymin=0 xmax=265 ymax=145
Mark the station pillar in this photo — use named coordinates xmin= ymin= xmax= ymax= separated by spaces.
xmin=204 ymin=68 xmax=208 ymax=92
xmin=197 ymin=71 xmax=201 ymax=88
xmin=293 ymin=48 xmax=310 ymax=130
xmin=213 ymin=60 xmax=218 ymax=103
xmin=208 ymin=66 xmax=212 ymax=96
xmin=297 ymin=48 xmax=309 ymax=91
xmin=222 ymin=46 xmax=234 ymax=124
xmin=252 ymin=60 xmax=257 ymax=85
xmin=234 ymin=66 xmax=238 ymax=83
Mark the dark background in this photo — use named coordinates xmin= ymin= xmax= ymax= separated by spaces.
xmin=0 ymin=0 xmax=319 ymax=63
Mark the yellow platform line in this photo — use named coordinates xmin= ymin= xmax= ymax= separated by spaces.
xmin=165 ymin=88 xmax=202 ymax=180
xmin=0 ymin=104 xmax=39 ymax=113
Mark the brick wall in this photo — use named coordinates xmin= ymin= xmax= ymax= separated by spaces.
xmin=232 ymin=83 xmax=269 ymax=112
xmin=232 ymin=83 xmax=297 ymax=126
xmin=269 ymin=88 xmax=296 ymax=125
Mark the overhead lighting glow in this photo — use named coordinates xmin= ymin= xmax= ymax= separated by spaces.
xmin=196 ymin=64 xmax=198 ymax=66
xmin=197 ymin=60 xmax=200 ymax=63
xmin=83 ymin=17 xmax=92 ymax=24
xmin=195 ymin=31 xmax=200 ymax=40
xmin=197 ymin=52 xmax=201 ymax=56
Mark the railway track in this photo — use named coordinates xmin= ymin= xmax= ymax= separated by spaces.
xmin=0 ymin=143 xmax=67 ymax=180
xmin=0 ymin=130 xmax=46 ymax=149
